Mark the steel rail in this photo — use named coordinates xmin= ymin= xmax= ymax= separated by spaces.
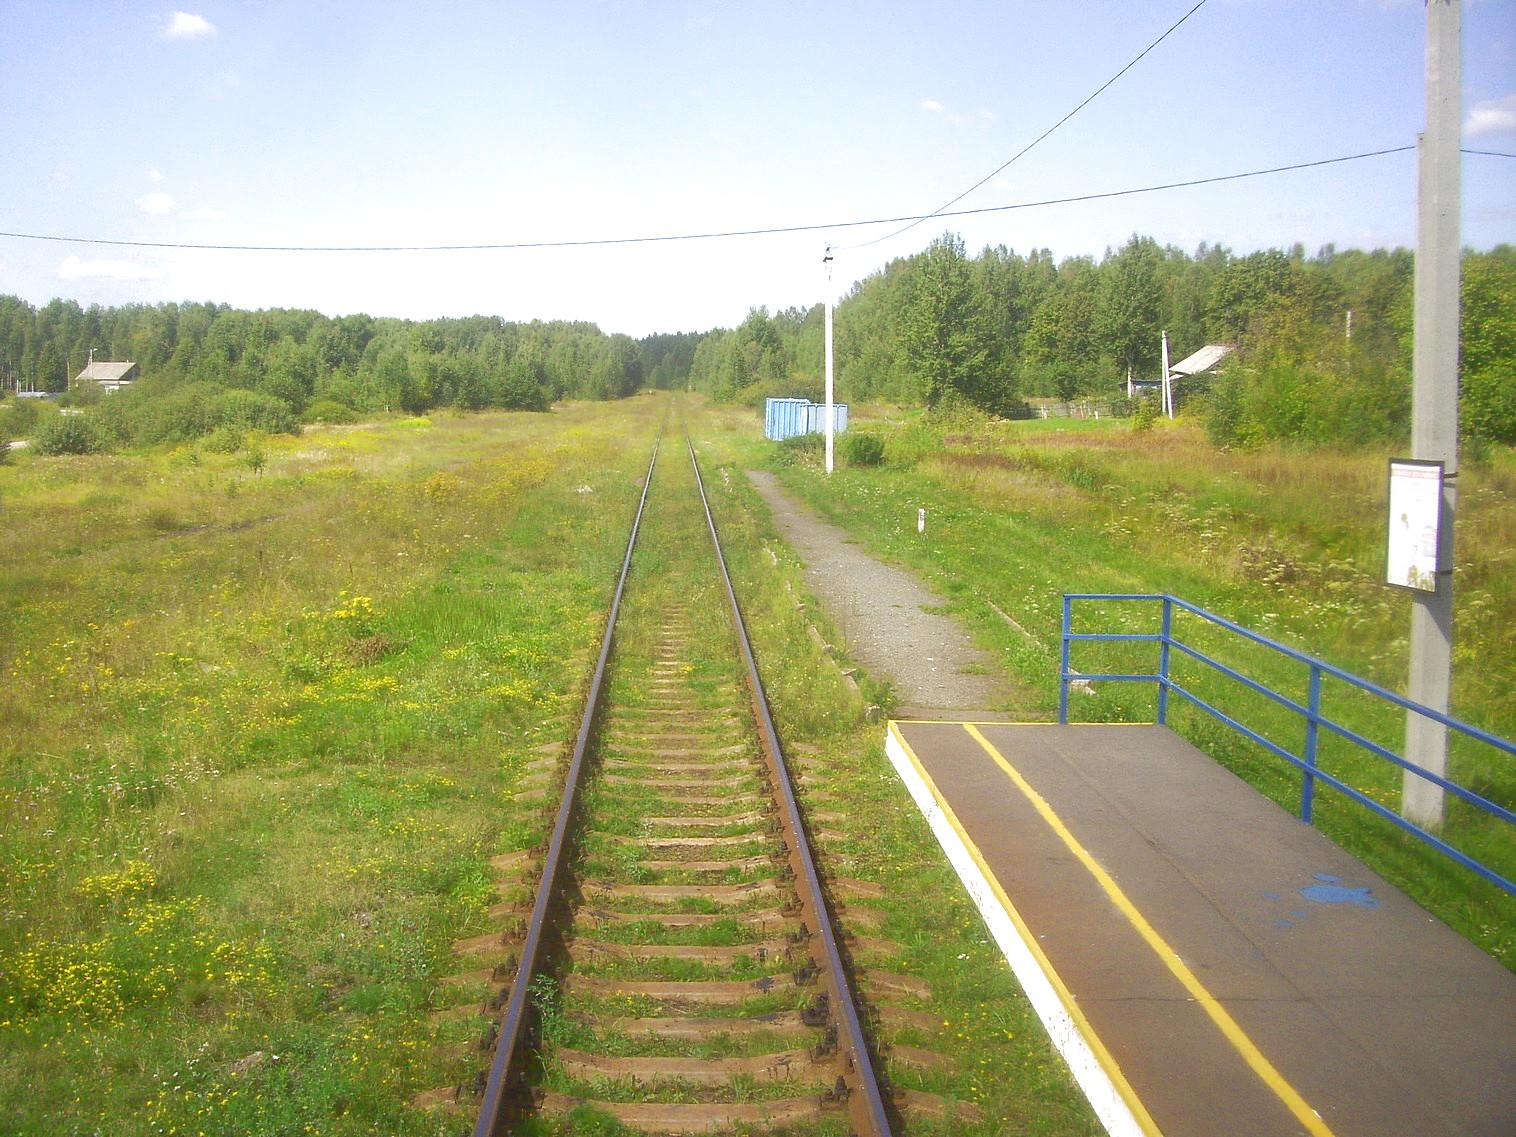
xmin=687 ymin=435 xmax=895 ymax=1137
xmin=473 ymin=440 xmax=660 ymax=1137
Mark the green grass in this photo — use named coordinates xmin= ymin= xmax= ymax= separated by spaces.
xmin=0 ymin=404 xmax=663 ymax=1135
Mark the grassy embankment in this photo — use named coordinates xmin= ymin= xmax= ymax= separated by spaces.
xmin=736 ymin=407 xmax=1514 ymax=969
xmin=0 ymin=403 xmax=659 ymax=1135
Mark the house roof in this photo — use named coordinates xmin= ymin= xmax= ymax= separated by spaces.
xmin=75 ymin=361 xmax=136 ymax=383
xmin=1169 ymin=344 xmax=1233 ymax=376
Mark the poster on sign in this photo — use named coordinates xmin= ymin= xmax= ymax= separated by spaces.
xmin=1386 ymin=459 xmax=1444 ymax=592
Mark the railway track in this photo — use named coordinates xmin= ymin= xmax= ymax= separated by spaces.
xmin=457 ymin=435 xmax=896 ymax=1135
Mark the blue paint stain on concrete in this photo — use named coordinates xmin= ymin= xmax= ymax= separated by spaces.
xmin=1300 ymin=873 xmax=1379 ymax=909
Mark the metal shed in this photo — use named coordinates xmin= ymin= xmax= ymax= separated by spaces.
xmin=764 ymin=397 xmax=848 ymax=441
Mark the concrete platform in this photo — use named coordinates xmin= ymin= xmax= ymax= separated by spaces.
xmin=885 ymin=720 xmax=1516 ymax=1137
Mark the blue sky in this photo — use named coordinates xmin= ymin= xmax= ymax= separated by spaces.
xmin=2 ymin=1 xmax=1513 ymax=337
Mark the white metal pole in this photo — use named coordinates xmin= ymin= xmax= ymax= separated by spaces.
xmin=1404 ymin=0 xmax=1461 ymax=829
xmin=824 ymin=247 xmax=835 ymax=475
xmin=1161 ymin=330 xmax=1172 ymax=418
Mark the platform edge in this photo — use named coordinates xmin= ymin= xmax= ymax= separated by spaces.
xmin=883 ymin=720 xmax=1161 ymax=1137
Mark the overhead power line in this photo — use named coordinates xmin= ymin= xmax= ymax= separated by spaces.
xmin=840 ymin=0 xmax=1214 ymax=250
xmin=0 ymin=146 xmax=1445 ymax=257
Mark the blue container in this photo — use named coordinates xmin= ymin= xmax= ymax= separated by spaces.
xmin=800 ymin=402 xmax=848 ymax=435
xmin=766 ymin=398 xmax=848 ymax=440
xmin=764 ymin=397 xmax=808 ymax=440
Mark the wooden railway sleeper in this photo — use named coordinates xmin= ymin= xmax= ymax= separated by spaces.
xmin=467 ymin=437 xmax=894 ymax=1137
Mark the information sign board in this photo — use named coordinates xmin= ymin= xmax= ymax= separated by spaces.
xmin=1386 ymin=459 xmax=1444 ymax=592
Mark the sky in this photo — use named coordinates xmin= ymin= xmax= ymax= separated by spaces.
xmin=1 ymin=1 xmax=1513 ymax=338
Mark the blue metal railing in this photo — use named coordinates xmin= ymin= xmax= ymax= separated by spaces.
xmin=1060 ymin=593 xmax=1516 ymax=894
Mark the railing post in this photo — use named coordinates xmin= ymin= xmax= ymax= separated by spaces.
xmin=1157 ymin=597 xmax=1173 ymax=725
xmin=1303 ymin=665 xmax=1322 ymax=824
xmin=1059 ymin=595 xmax=1073 ymax=724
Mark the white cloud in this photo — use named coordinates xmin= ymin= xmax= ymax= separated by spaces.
xmin=163 ymin=12 xmax=216 ymax=39
xmin=59 ymin=255 xmax=164 ymax=282
xmin=148 ymin=169 xmax=164 ymax=182
xmin=921 ymin=98 xmax=996 ymax=125
xmin=1465 ymin=94 xmax=1516 ymax=139
xmin=137 ymin=191 xmax=177 ymax=215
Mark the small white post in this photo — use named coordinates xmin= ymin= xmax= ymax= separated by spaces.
xmin=918 ymin=508 xmax=926 ymax=534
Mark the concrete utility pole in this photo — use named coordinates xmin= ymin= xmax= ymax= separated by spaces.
xmin=1404 ymin=0 xmax=1461 ymax=829
xmin=1160 ymin=330 xmax=1172 ymax=419
xmin=824 ymin=247 xmax=836 ymax=475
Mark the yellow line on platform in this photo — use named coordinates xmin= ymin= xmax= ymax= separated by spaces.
xmin=886 ymin=722 xmax=1162 ymax=1137
xmin=963 ymin=724 xmax=1336 ymax=1137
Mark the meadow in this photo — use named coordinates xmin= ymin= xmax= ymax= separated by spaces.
xmin=2 ymin=393 xmax=1509 ymax=1136
xmin=0 ymin=402 xmax=662 ymax=1134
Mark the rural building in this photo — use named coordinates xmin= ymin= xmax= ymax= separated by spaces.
xmin=1168 ymin=343 xmax=1233 ymax=381
xmin=1128 ymin=342 xmax=1234 ymax=411
xmin=72 ymin=360 xmax=138 ymax=394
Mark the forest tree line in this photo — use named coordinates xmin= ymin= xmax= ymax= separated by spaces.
xmin=2 ymin=233 xmax=1512 ymax=452
xmin=0 ymin=298 xmax=707 ymax=448
xmin=689 ymin=234 xmax=1516 ymax=447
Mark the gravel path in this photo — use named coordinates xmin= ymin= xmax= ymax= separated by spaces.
xmin=746 ymin=470 xmax=1008 ymax=717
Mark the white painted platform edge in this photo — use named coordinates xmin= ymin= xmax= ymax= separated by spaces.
xmin=884 ymin=724 xmax=1151 ymax=1137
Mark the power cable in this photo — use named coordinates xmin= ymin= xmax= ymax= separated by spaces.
xmin=837 ymin=0 xmax=1213 ymax=251
xmin=0 ymin=146 xmax=1432 ymax=257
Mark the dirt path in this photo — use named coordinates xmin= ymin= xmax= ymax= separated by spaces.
xmin=746 ymin=470 xmax=1009 ymax=718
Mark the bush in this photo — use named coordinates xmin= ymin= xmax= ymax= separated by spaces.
xmin=203 ymin=424 xmax=246 ymax=454
xmin=842 ymin=431 xmax=884 ymax=466
xmin=303 ymin=398 xmax=358 ymax=425
xmin=773 ymin=431 xmax=825 ymax=467
xmin=220 ymin=388 xmax=300 ymax=435
xmin=34 ymin=413 xmax=108 ymax=456
xmin=1131 ymin=397 xmax=1160 ymax=433
xmin=1204 ymin=366 xmax=1262 ymax=451
xmin=96 ymin=383 xmax=301 ymax=447
xmin=0 ymin=397 xmax=41 ymax=438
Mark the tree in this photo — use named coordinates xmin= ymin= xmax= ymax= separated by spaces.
xmin=836 ymin=257 xmax=917 ymax=404
xmin=1023 ymin=258 xmax=1100 ymax=397
xmin=902 ymin=232 xmax=1011 ymax=413
xmin=1461 ymin=246 xmax=1516 ymax=444
xmin=1097 ymin=235 xmax=1164 ymax=377
xmin=34 ymin=413 xmax=108 ymax=455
